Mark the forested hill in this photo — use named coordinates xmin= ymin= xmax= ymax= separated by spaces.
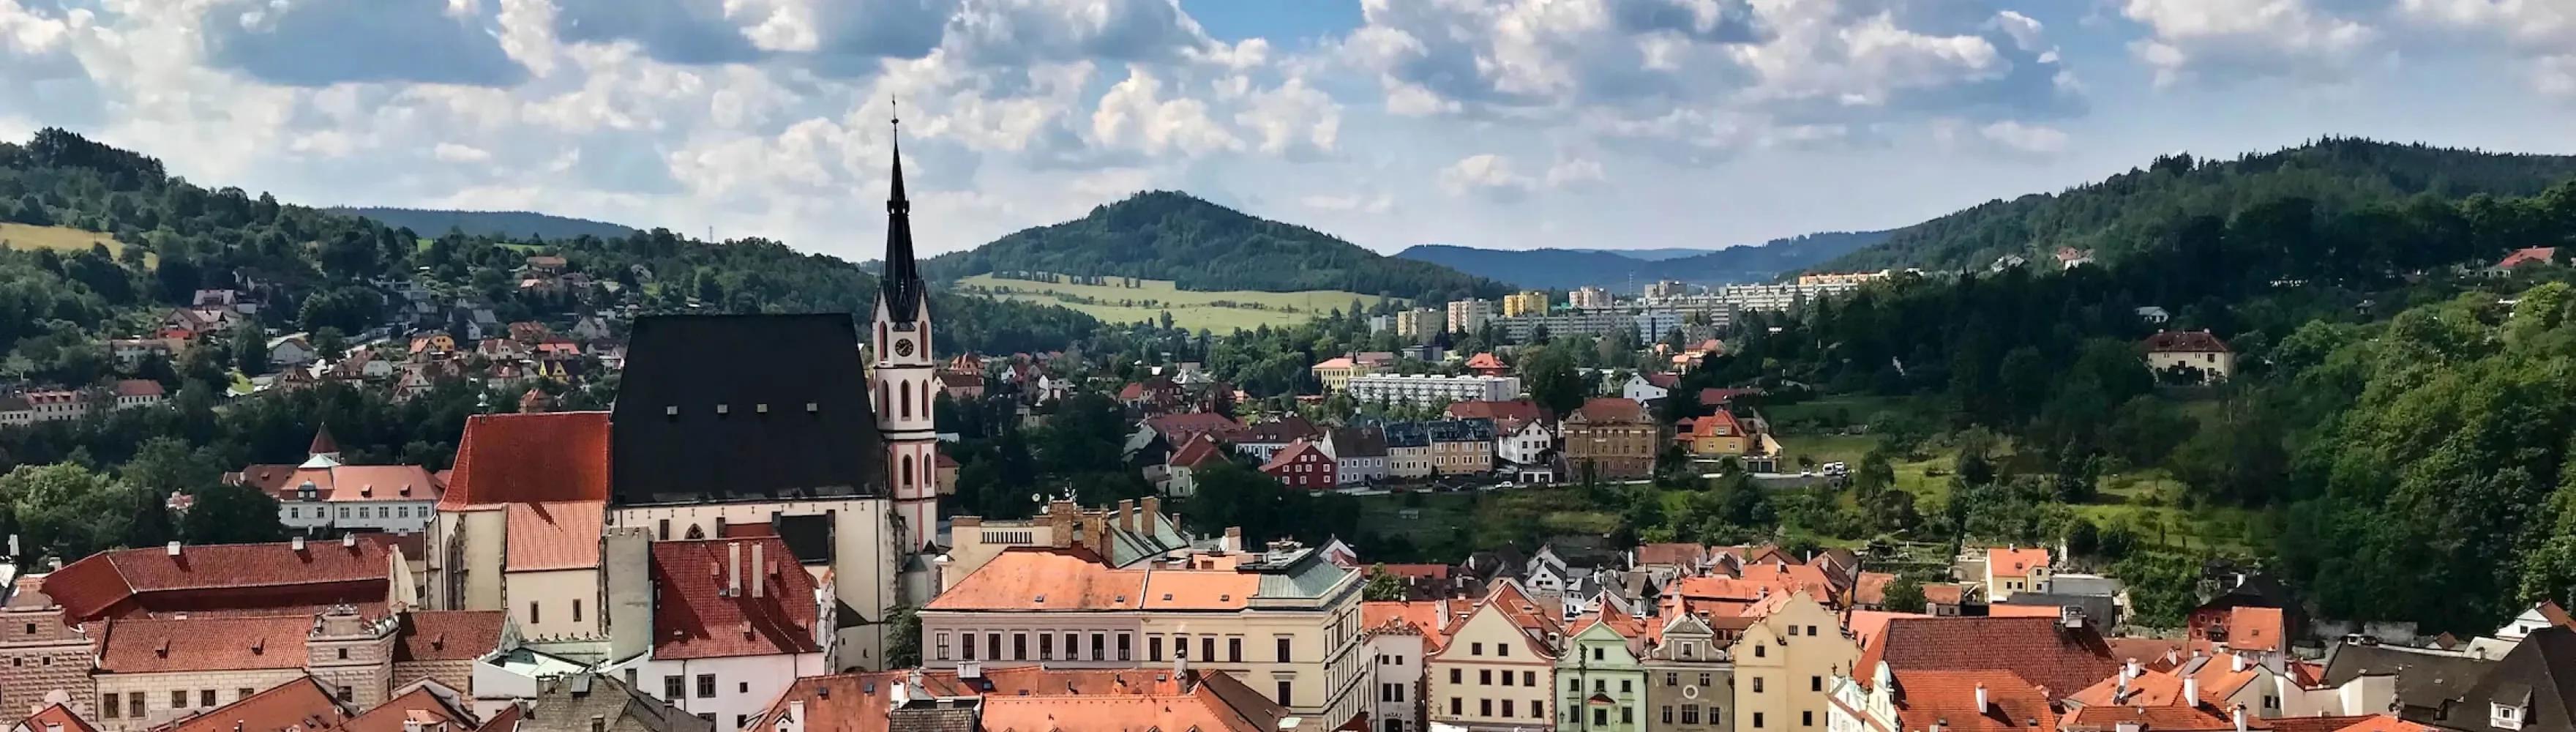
xmin=1824 ymin=137 xmax=2576 ymax=272
xmin=0 ymin=128 xmax=1098 ymax=359
xmin=326 ymin=207 xmax=640 ymax=241
xmin=923 ymin=191 xmax=1512 ymax=301
xmin=1401 ymin=230 xmax=1892 ymax=289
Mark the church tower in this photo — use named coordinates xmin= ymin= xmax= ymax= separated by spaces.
xmin=872 ymin=115 xmax=940 ymax=552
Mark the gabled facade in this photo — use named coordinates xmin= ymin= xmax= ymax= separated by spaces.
xmin=1560 ymin=610 xmax=1651 ymax=732
xmin=1643 ymin=612 xmax=1736 ymax=732
xmin=1261 ymin=438 xmax=1338 ymax=490
xmin=1732 ymin=594 xmax=1857 ymax=732
xmin=1427 ymin=581 xmax=1562 ymax=732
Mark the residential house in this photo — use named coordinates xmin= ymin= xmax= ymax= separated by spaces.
xmin=266 ymin=334 xmax=318 ymax=367
xmin=1980 ymin=546 xmax=2051 ymax=603
xmin=1240 ymin=417 xmax=1326 ymax=462
xmin=1262 ymin=439 xmax=1339 ymax=490
xmin=1497 ymin=420 xmax=1557 ymax=477
xmin=2319 ymin=642 xmax=2495 ymax=724
xmin=225 ymin=427 xmax=443 ymax=534
xmin=1625 ymin=373 xmax=1677 ymax=403
xmin=1145 ymin=412 xmax=1248 ymax=447
xmin=1429 ymin=419 xmax=1497 ymax=475
xmin=1827 ymin=615 xmax=2116 ymax=732
xmin=2490 ymin=247 xmax=2558 ymax=276
xmin=2424 ymin=627 xmax=2575 ymax=732
xmin=2065 ymin=651 xmax=2394 ymax=723
xmin=1449 ymin=400 xmax=1549 ymax=433
xmin=162 ymin=307 xmax=242 ymax=337
xmin=1366 ymin=600 xmax=1447 ymax=732
xmin=2137 ymin=307 xmax=2173 ymax=324
xmin=2144 ymin=331 xmax=2236 ymax=383
xmin=1312 ymin=357 xmax=1381 ymax=393
xmin=1427 ymin=580 xmax=1562 ymax=732
xmin=937 ymin=372 xmax=985 ymax=400
xmin=1467 ymin=353 xmax=1509 ymax=377
xmin=1560 ymin=609 xmax=1651 ymax=732
xmin=0 ymin=390 xmax=87 ymax=426
xmin=599 ymin=536 xmax=834 ymax=731
xmin=512 ymin=673 xmax=710 ymax=732
xmin=2188 ymin=575 xmax=2304 ymax=657
xmin=1677 ymin=411 xmax=1755 ymax=458
xmin=1164 ymin=433 xmax=1229 ymax=497
xmin=567 ymin=316 xmax=613 ymax=342
xmin=1564 ymin=398 xmax=1658 ymax=480
xmin=1642 ymin=612 xmax=1736 ymax=732
xmin=1385 ymin=423 xmax=1435 ymax=479
xmin=107 ymin=339 xmax=181 ymax=369
xmin=108 ymin=380 xmax=164 ymax=410
xmin=918 ymin=542 xmax=1366 ymax=724
xmin=408 ymin=332 xmax=458 ymax=358
xmin=1731 ymin=594 xmax=1857 ymax=732
xmin=1347 ymin=375 xmax=1522 ymax=408
xmin=1325 ymin=427 xmax=1390 ymax=487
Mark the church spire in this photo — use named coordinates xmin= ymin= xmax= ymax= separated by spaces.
xmin=880 ymin=102 xmax=925 ymax=322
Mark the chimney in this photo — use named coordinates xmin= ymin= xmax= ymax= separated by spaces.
xmin=2231 ymin=705 xmax=2247 ymax=732
xmin=165 ymin=541 xmax=181 ymax=556
xmin=292 ymin=535 xmax=306 ymax=552
xmin=727 ymin=542 xmax=744 ymax=597
xmin=1048 ymin=501 xmax=1077 ymax=548
xmin=2126 ymin=657 xmax=2142 ymax=679
xmin=342 ymin=533 xmax=356 ymax=548
xmin=2231 ymin=653 xmax=2247 ymax=673
xmin=1118 ymin=500 xmax=1136 ymax=531
xmin=2184 ymin=677 xmax=2200 ymax=709
xmin=1224 ymin=527 xmax=1243 ymax=553
xmin=752 ymin=542 xmax=767 ymax=599
xmin=1974 ymin=684 xmax=1989 ymax=713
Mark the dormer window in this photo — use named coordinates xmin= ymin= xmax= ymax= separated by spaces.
xmin=2494 ymin=703 xmax=2525 ymax=730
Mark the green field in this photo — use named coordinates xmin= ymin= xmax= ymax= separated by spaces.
xmin=955 ymin=273 xmax=1392 ymax=332
xmin=0 ymin=223 xmax=149 ymax=264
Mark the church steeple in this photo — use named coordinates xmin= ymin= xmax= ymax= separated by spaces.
xmin=880 ymin=105 xmax=925 ymax=323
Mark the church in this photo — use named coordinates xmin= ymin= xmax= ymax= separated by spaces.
xmin=424 ymin=129 xmax=944 ymax=671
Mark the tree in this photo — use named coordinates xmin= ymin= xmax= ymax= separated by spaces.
xmin=1363 ymin=567 xmax=1407 ymax=601
xmin=231 ymin=322 xmax=267 ymax=376
xmin=179 ymin=482 xmax=284 ymax=545
xmin=884 ymin=605 xmax=923 ymax=667
xmin=1522 ymin=347 xmax=1587 ymax=416
xmin=1 ymin=463 xmax=143 ymax=562
xmin=1882 ymin=575 xmax=1928 ymax=613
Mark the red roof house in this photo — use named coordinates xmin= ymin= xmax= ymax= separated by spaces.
xmin=1259 ymin=438 xmax=1336 ymax=490
xmin=648 ymin=537 xmax=827 ymax=660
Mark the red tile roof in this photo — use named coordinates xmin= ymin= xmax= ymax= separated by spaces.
xmin=340 ymin=686 xmax=473 ymax=732
xmin=440 ymin=412 xmax=611 ymax=510
xmin=651 ymin=537 xmax=825 ymax=660
xmin=156 ymin=677 xmax=350 ymax=732
xmin=233 ymin=465 xmax=443 ymax=503
xmin=1257 ymin=438 xmax=1326 ymax=472
xmin=2498 ymin=247 xmax=2558 ymax=269
xmin=395 ymin=610 xmax=508 ymax=662
xmin=1635 ymin=542 xmax=1708 ymax=568
xmin=1847 ymin=610 xmax=1925 ymax=649
xmin=1988 ymin=546 xmax=2050 ymax=578
xmin=97 ymin=616 xmax=318 ymax=673
xmin=749 ymin=668 xmax=1290 ymax=732
xmin=503 ymin=501 xmax=603 ymax=572
xmin=1854 ymin=572 xmax=1896 ymax=605
xmin=1464 ymin=353 xmax=1505 ymax=370
xmin=20 ymin=703 xmax=98 ymax=732
xmin=1363 ymin=600 xmax=1448 ymax=647
xmin=1922 ymin=583 xmax=1969 ymax=606
xmin=113 ymin=379 xmax=165 ymax=397
xmin=1890 ymin=670 xmax=2059 ymax=732
xmin=1861 ymin=616 xmax=2118 ymax=697
xmin=1145 ymin=412 xmax=1246 ymax=443
xmin=926 ymin=548 xmax=1148 ymax=612
xmin=1572 ymin=397 xmax=1648 ymax=423
xmin=2225 ymin=607 xmax=2286 ymax=652
xmin=2144 ymin=330 xmax=2231 ymax=354
xmin=1167 ymin=433 xmax=1228 ymax=468
xmin=42 ymin=538 xmax=396 ymax=622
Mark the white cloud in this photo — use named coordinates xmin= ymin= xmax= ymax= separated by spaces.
xmin=2120 ymin=0 xmax=2378 ymax=86
xmin=1090 ymin=65 xmax=1241 ymax=157
xmin=1300 ymin=193 xmax=1394 ymax=214
xmin=1235 ymin=76 xmax=1339 ymax=159
xmin=433 ymin=142 xmax=493 ymax=163
xmin=1976 ymin=120 xmax=2068 ymax=156
xmin=1544 ymin=157 xmax=1606 ymax=187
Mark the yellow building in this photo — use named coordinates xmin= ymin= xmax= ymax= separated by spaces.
xmin=1503 ymin=291 xmax=1551 ymax=318
xmin=1730 ymin=595 xmax=1858 ymax=732
xmin=1311 ymin=356 xmax=1379 ymax=392
xmin=1679 ymin=411 xmax=1752 ymax=458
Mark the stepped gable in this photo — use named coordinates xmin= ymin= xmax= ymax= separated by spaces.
xmin=610 ymin=314 xmax=886 ymax=505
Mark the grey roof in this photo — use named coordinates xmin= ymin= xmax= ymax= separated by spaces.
xmin=2049 ymin=574 xmax=2124 ymax=597
xmin=888 ymin=702 xmax=979 ymax=732
xmin=1382 ymin=422 xmax=1429 ymax=449
xmin=2444 ymin=627 xmax=2576 ymax=732
xmin=2322 ymin=642 xmax=2497 ymax=714
xmin=521 ymin=673 xmax=714 ymax=732
xmin=1251 ymin=549 xmax=1352 ymax=600
xmin=1329 ymin=427 xmax=1388 ymax=458
xmin=610 ymin=314 xmax=887 ymax=505
xmin=1996 ymin=592 xmax=2119 ymax=627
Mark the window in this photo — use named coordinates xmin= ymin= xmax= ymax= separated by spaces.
xmin=658 ymin=518 xmax=671 ymax=540
xmin=201 ymin=690 xmax=214 ymax=707
xmin=172 ymin=691 xmax=186 ymax=709
xmin=1756 ymin=713 xmax=1766 ymax=728
xmin=1505 ymin=701 xmax=1517 ymax=718
xmin=1450 ymin=698 xmax=1461 ymax=716
xmin=337 ymin=648 xmax=349 ymax=660
xmin=1118 ymin=632 xmax=1133 ymax=661
xmin=1623 ymin=708 xmax=1635 ymax=724
xmin=1175 ymin=635 xmax=1190 ymax=659
xmin=2496 ymin=703 xmax=2526 ymax=731
xmin=1699 ymin=673 xmax=1712 ymax=687
xmin=696 ymin=673 xmax=716 ymax=698
xmin=1499 ymin=644 xmax=1510 ymax=657
xmin=1481 ymin=700 xmax=1494 ymax=717
xmin=1663 ymin=706 xmax=1674 ymax=724
xmin=127 ymin=692 xmax=143 ymax=718
xmin=1593 ymin=647 xmax=1605 ymax=661
xmin=739 ymin=682 xmax=749 ymax=694
xmin=1754 ymin=644 xmax=1765 ymax=658
xmin=735 ymin=716 xmax=747 ymax=729
xmin=337 ymin=687 xmax=353 ymax=703
xmin=1682 ymin=705 xmax=1700 ymax=725
xmin=1093 ymin=632 xmax=1106 ymax=660
xmin=237 ymin=689 xmax=252 ymax=701
xmin=574 ymin=600 xmax=584 ymax=624
xmin=1805 ymin=711 xmax=1816 ymax=727
xmin=935 ymin=633 xmax=951 ymax=660
xmin=1524 ymin=671 xmax=1536 ymax=687
xmin=1278 ymin=681 xmax=1293 ymax=703
xmin=1201 ymin=637 xmax=1216 ymax=662
xmin=530 ymin=601 xmax=541 ymax=624
xmin=1014 ymin=633 xmax=1027 ymax=660
xmin=988 ymin=633 xmax=1001 ymax=660
xmin=1066 ymin=633 xmax=1079 ymax=660
xmin=1278 ymin=636 xmax=1294 ymax=662
xmin=1472 ymin=642 xmax=1485 ymax=656
xmin=1150 ymin=636 xmax=1164 ymax=661
xmin=1622 ymin=679 xmax=1632 ymax=693
xmin=1569 ymin=679 xmax=1580 ymax=691
xmin=1753 ymin=677 xmax=1764 ymax=693
xmin=1040 ymin=633 xmax=1054 ymax=660
xmin=1229 ymin=637 xmax=1243 ymax=662
xmin=102 ymin=694 xmax=119 ymax=719
xmin=1666 ymin=673 xmax=1678 ymax=687
xmin=961 ymin=632 xmax=976 ymax=660
xmin=1480 ymin=670 xmax=1493 ymax=685
xmin=1592 ymin=709 xmax=1607 ymax=726
xmin=1813 ymin=676 xmax=1823 ymax=692
xmin=1534 ymin=701 xmax=1546 ymax=719
xmin=1450 ymin=669 xmax=1462 ymax=684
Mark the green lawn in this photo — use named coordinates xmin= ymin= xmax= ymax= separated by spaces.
xmin=955 ymin=273 xmax=1393 ymax=332
xmin=0 ymin=223 xmax=154 ymax=265
xmin=2075 ymin=469 xmax=2268 ymax=553
xmin=1762 ymin=395 xmax=1909 ymax=427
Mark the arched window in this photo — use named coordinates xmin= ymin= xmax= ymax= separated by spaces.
xmin=879 ymin=381 xmax=889 ymax=411
xmin=684 ymin=524 xmax=705 ymax=539
xmin=902 ymin=455 xmax=915 ymax=489
xmin=901 ymin=382 xmax=913 ymax=419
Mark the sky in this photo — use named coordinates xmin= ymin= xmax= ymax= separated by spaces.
xmin=1 ymin=0 xmax=2572 ymax=264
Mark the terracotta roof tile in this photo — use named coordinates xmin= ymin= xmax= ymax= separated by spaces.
xmin=341 ymin=687 xmax=472 ymax=732
xmin=2144 ymin=331 xmax=2231 ymax=354
xmin=2059 ymin=703 xmax=2253 ymax=732
xmin=650 ymin=538 xmax=825 ymax=660
xmin=395 ymin=610 xmax=507 ymax=662
xmin=1169 ymin=434 xmax=1228 ymax=468
xmin=1847 ymin=610 xmax=1925 ymax=649
xmin=503 ymin=501 xmax=603 ymax=572
xmin=1854 ymin=572 xmax=1897 ymax=605
xmin=1890 ymin=670 xmax=2059 ymax=732
xmin=1636 ymin=543 xmax=1710 ymax=568
xmin=1573 ymin=397 xmax=1648 ymax=423
xmin=20 ymin=703 xmax=98 ymax=732
xmin=154 ymin=678 xmax=351 ymax=732
xmin=1862 ymin=616 xmax=2118 ymax=698
xmin=440 ymin=412 xmax=610 ymax=510
xmin=926 ymin=548 xmax=1148 ymax=612
xmin=749 ymin=668 xmax=1289 ymax=732
xmin=1988 ymin=546 xmax=2051 ymax=577
xmin=97 ymin=616 xmax=317 ymax=673
xmin=2226 ymin=607 xmax=2285 ymax=652
xmin=1364 ymin=600 xmax=1448 ymax=648
xmin=42 ymin=538 xmax=395 ymax=622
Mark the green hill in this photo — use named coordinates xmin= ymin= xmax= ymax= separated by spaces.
xmin=924 ymin=191 xmax=1510 ymax=302
xmin=326 ymin=207 xmax=642 ymax=241
xmin=1827 ymin=138 xmax=2576 ymax=272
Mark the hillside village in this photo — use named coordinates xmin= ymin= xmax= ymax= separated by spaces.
xmin=0 ymin=138 xmax=2569 ymax=732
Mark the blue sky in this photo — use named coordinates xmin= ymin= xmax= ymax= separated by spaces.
xmin=0 ymin=0 xmax=2570 ymax=263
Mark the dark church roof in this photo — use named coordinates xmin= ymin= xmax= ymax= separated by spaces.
xmin=610 ymin=314 xmax=886 ymax=505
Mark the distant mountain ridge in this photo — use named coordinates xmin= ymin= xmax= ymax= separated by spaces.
xmin=328 ymin=207 xmax=642 ymax=241
xmin=923 ymin=191 xmax=1511 ymax=302
xmin=1397 ymin=230 xmax=1891 ymax=291
xmin=1821 ymin=137 xmax=2576 ymax=272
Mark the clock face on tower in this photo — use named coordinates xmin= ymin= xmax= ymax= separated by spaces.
xmin=894 ymin=338 xmax=916 ymax=357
